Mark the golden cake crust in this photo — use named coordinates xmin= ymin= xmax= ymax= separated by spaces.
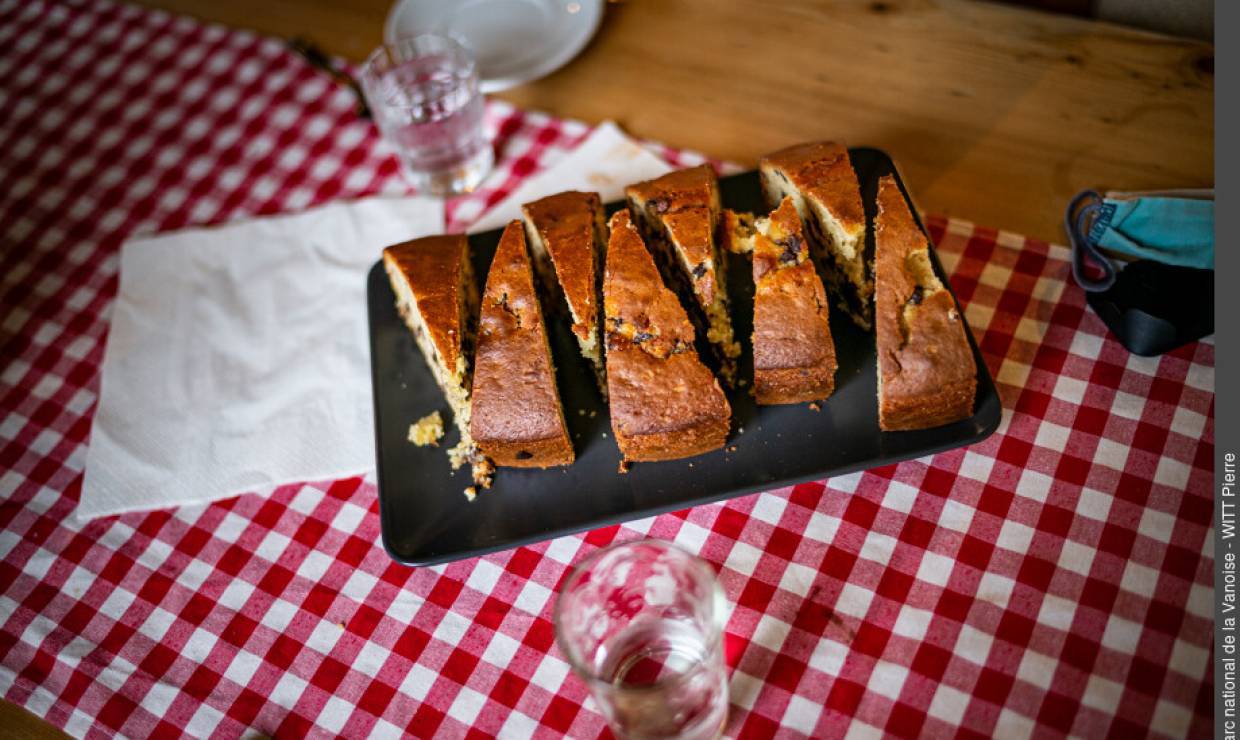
xmin=520 ymin=191 xmax=600 ymax=344
xmin=625 ymin=165 xmax=722 ymax=306
xmin=382 ymin=235 xmax=467 ymax=374
xmin=752 ymin=197 xmax=837 ymax=405
xmin=603 ymin=211 xmax=730 ymax=461
xmin=626 ymin=164 xmax=719 ymax=215
xmin=470 ymin=222 xmax=574 ymax=467
xmin=603 ymin=211 xmax=696 ymax=355
xmin=760 ymin=142 xmax=865 ymax=238
xmin=606 ymin=346 xmax=731 ymax=460
xmin=874 ymin=175 xmax=977 ymax=431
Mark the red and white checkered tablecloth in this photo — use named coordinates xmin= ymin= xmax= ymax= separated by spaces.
xmin=0 ymin=1 xmax=1215 ymax=737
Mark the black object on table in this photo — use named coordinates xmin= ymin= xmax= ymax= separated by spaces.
xmin=366 ymin=149 xmax=1001 ymax=566
xmin=1084 ymin=260 xmax=1214 ymax=357
xmin=1065 ymin=188 xmax=1214 ymax=357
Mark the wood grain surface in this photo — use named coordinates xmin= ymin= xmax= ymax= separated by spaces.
xmin=125 ymin=0 xmax=1214 ymax=243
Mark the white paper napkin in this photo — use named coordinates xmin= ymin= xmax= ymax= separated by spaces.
xmin=78 ymin=196 xmax=443 ymax=520
xmin=468 ymin=120 xmax=673 ymax=233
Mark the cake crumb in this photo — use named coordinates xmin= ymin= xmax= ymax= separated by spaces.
xmin=720 ymin=209 xmax=757 ymax=254
xmin=728 ymin=445 xmax=738 ymax=453
xmin=602 ymin=432 xmax=608 ymax=438
xmin=589 ymin=410 xmax=597 ymax=418
xmin=463 ymin=486 xmax=477 ymax=502
xmin=448 ymin=438 xmax=471 ymax=469
xmin=472 ymin=456 xmax=495 ymax=489
xmin=618 ymin=460 xmax=631 ymax=474
xmin=578 ymin=408 xmax=586 ymax=416
xmin=451 ymin=440 xmax=495 ymax=488
xmin=738 ymin=426 xmax=745 ymax=435
xmin=407 ymin=411 xmax=444 ymax=447
xmin=808 ymin=402 xmax=821 ymax=412
xmin=738 ymin=378 xmax=748 ymax=388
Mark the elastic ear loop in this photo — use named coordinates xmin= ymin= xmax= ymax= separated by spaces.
xmin=1065 ymin=189 xmax=1117 ymax=292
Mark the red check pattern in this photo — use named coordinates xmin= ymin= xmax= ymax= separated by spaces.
xmin=0 ymin=1 xmax=1214 ymax=737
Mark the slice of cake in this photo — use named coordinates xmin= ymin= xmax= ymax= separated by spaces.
xmin=874 ymin=175 xmax=977 ymax=431
xmin=470 ymin=221 xmax=575 ymax=467
xmin=760 ymin=142 xmax=871 ymax=329
xmin=626 ymin=165 xmax=740 ymax=382
xmin=382 ymin=235 xmax=493 ymax=486
xmin=521 ymin=191 xmax=607 ymax=396
xmin=752 ymin=196 xmax=837 ymax=405
xmin=604 ymin=211 xmax=731 ymax=462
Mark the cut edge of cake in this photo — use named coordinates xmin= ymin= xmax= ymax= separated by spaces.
xmin=751 ymin=196 xmax=838 ymax=405
xmin=625 ymin=165 xmax=740 ymax=384
xmin=874 ymin=174 xmax=977 ymax=431
xmin=521 ymin=191 xmax=608 ymax=398
xmin=382 ymin=235 xmax=494 ymax=488
xmin=760 ymin=141 xmax=872 ymax=330
xmin=603 ymin=210 xmax=731 ymax=462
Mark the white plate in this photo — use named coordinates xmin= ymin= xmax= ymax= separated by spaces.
xmin=384 ymin=0 xmax=604 ymax=93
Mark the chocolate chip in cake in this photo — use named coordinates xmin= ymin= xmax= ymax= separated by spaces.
xmin=516 ymin=450 xmax=533 ymax=460
xmin=649 ymin=198 xmax=670 ymax=214
xmin=692 ymin=262 xmax=708 ymax=279
xmin=908 ymin=286 xmax=925 ymax=305
xmin=778 ymin=235 xmax=802 ymax=264
xmin=633 ymin=331 xmax=655 ymax=344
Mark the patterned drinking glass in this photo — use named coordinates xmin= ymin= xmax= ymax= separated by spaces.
xmin=554 ymin=539 xmax=730 ymax=740
xmin=360 ymin=34 xmax=493 ymax=195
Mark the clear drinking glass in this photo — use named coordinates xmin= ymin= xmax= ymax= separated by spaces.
xmin=554 ymin=540 xmax=729 ymax=740
xmin=360 ymin=34 xmax=493 ymax=195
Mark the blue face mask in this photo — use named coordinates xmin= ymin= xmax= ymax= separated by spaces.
xmin=1067 ymin=189 xmax=1214 ymax=291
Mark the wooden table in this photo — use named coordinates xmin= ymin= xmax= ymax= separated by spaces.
xmin=0 ymin=1 xmax=1213 ymax=736
xmin=125 ymin=0 xmax=1214 ymax=243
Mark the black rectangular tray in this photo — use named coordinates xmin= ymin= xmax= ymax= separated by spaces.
xmin=368 ymin=148 xmax=1001 ymax=566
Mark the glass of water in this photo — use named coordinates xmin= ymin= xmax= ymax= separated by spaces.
xmin=360 ymin=34 xmax=493 ymax=195
xmin=554 ymin=540 xmax=729 ymax=740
